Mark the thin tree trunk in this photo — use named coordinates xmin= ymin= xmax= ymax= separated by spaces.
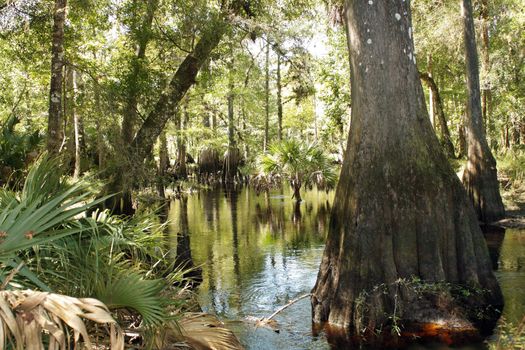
xmin=228 ymin=66 xmax=235 ymax=148
xmin=312 ymin=1 xmax=502 ymax=345
xmin=419 ymin=72 xmax=455 ymax=158
xmin=157 ymin=130 xmax=168 ymax=198
xmin=264 ymin=41 xmax=270 ymax=151
xmin=461 ymin=0 xmax=505 ymax=222
xmin=47 ymin=0 xmax=66 ymax=154
xmin=176 ymin=105 xmax=188 ymax=179
xmin=277 ymin=53 xmax=283 ymax=141
xmin=480 ymin=0 xmax=490 ymax=132
xmin=71 ymin=68 xmax=81 ymax=178
xmin=223 ymin=55 xmax=240 ymax=185
xmin=427 ymin=54 xmax=435 ymax=128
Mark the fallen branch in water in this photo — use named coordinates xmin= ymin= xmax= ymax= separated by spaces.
xmin=247 ymin=293 xmax=312 ymax=333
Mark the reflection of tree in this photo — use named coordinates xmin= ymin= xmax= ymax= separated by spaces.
xmin=175 ymin=196 xmax=202 ymax=284
xmin=481 ymin=225 xmax=506 ymax=270
xmin=226 ymin=189 xmax=242 ymax=307
xmin=202 ymin=187 xmax=220 ymax=231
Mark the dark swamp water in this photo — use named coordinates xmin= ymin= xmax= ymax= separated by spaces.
xmin=168 ymin=187 xmax=525 ymax=350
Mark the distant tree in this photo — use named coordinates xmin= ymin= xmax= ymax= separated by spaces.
xmin=461 ymin=0 xmax=505 ymax=222
xmin=259 ymin=140 xmax=336 ymax=202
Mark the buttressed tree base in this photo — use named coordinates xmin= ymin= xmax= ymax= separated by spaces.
xmin=311 ymin=0 xmax=503 ymax=346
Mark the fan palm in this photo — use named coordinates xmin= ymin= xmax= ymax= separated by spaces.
xmin=259 ymin=140 xmax=337 ymax=201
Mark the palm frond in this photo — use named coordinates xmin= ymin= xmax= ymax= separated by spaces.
xmin=179 ymin=313 xmax=244 ymax=350
xmin=0 ymin=290 xmax=123 ymax=350
xmin=94 ymin=271 xmax=169 ymax=327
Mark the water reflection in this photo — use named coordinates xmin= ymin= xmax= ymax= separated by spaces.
xmin=170 ymin=188 xmax=525 ymax=349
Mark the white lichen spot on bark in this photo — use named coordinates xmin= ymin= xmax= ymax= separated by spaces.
xmin=408 ymin=27 xmax=412 ymax=39
xmin=408 ymin=52 xmax=412 ymax=60
xmin=368 ymin=0 xmax=373 ymax=5
xmin=367 ymin=38 xmax=372 ymax=44
xmin=395 ymin=13 xmax=401 ymax=21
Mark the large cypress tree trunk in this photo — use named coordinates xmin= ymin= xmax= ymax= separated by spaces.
xmin=47 ymin=0 xmax=67 ymax=154
xmin=461 ymin=0 xmax=505 ymax=223
xmin=312 ymin=1 xmax=502 ymax=345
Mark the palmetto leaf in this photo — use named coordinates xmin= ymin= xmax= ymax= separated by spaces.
xmin=179 ymin=313 xmax=244 ymax=350
xmin=0 ymin=156 xmax=111 ymax=262
xmin=93 ymin=270 xmax=169 ymax=327
xmin=0 ymin=290 xmax=123 ymax=350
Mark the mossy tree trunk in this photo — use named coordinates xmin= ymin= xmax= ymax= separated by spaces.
xmin=312 ymin=0 xmax=502 ymax=344
xmin=461 ymin=0 xmax=505 ymax=223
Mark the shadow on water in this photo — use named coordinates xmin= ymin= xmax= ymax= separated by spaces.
xmin=169 ymin=188 xmax=525 ymax=349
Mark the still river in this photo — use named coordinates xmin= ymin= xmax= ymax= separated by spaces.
xmin=168 ymin=187 xmax=525 ymax=350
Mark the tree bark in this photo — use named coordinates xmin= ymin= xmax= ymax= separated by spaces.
xmin=47 ymin=0 xmax=67 ymax=154
xmin=312 ymin=1 xmax=502 ymax=345
xmin=277 ymin=53 xmax=283 ymax=141
xmin=461 ymin=0 xmax=505 ymax=223
xmin=419 ymin=72 xmax=455 ymax=158
xmin=264 ymin=41 xmax=270 ymax=151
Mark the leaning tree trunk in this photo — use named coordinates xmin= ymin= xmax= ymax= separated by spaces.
xmin=419 ymin=72 xmax=455 ymax=158
xmin=312 ymin=1 xmax=502 ymax=346
xmin=47 ymin=0 xmax=67 ymax=155
xmin=104 ymin=14 xmax=228 ymax=214
xmin=461 ymin=0 xmax=505 ymax=223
